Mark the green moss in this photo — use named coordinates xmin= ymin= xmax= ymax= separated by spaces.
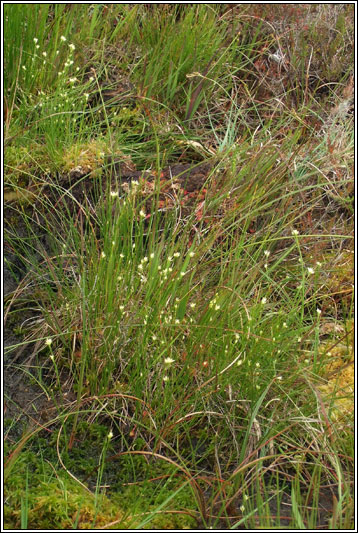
xmin=112 ymin=481 xmax=198 ymax=530
xmin=4 ymin=421 xmax=199 ymax=529
xmin=5 ymin=474 xmax=126 ymax=529
xmin=5 ymin=144 xmax=56 ymax=187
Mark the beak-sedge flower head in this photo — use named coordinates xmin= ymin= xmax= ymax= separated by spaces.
xmin=164 ymin=357 xmax=175 ymax=366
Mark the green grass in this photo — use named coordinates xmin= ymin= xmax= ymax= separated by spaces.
xmin=4 ymin=4 xmax=354 ymax=529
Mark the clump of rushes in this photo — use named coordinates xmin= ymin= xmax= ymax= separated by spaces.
xmin=5 ymin=134 xmax=353 ymax=526
xmin=4 ymin=4 xmax=353 ymax=530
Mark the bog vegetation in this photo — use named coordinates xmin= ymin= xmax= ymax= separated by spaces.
xmin=4 ymin=4 xmax=354 ymax=529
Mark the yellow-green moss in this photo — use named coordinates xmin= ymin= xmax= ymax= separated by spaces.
xmin=318 ymin=319 xmax=354 ymax=422
xmin=4 ymin=421 xmax=198 ymax=530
